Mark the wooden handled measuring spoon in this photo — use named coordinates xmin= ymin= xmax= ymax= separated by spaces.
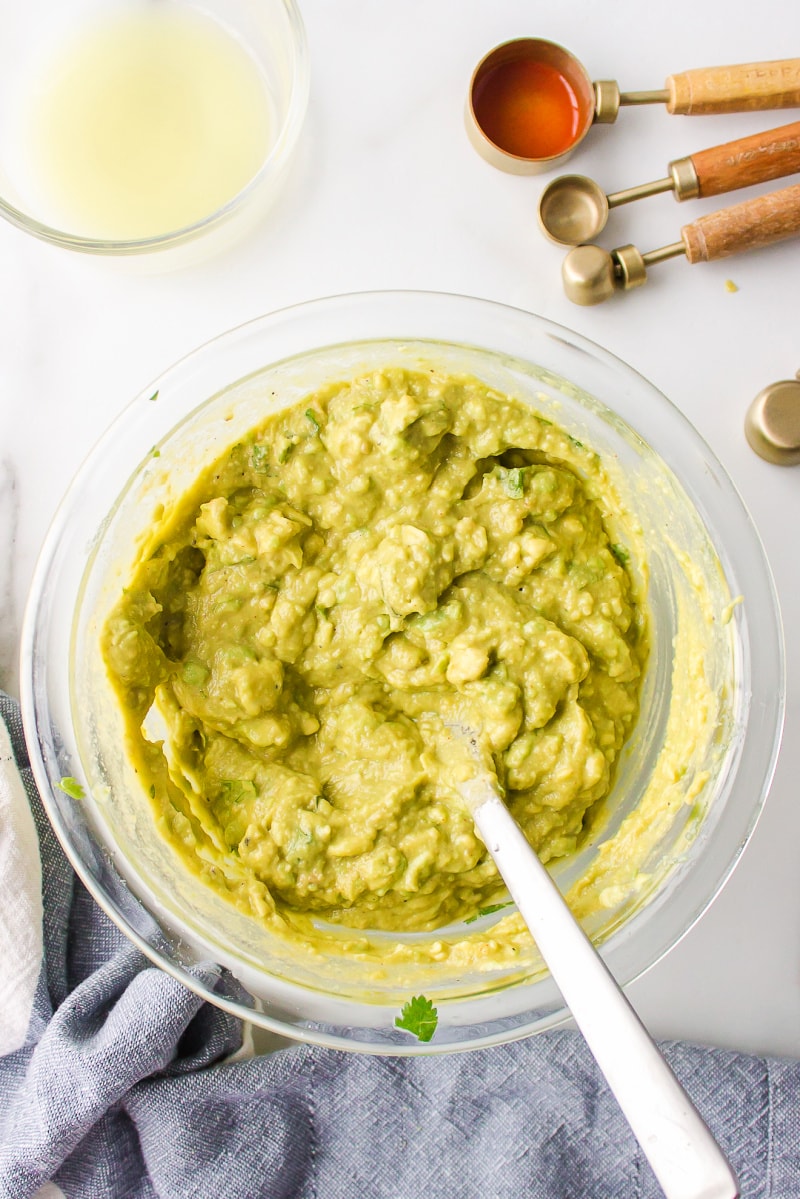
xmin=562 ymin=181 xmax=800 ymax=304
xmin=452 ymin=731 xmax=739 ymax=1199
xmin=539 ymin=121 xmax=800 ymax=245
xmin=468 ymin=39 xmax=800 ymax=173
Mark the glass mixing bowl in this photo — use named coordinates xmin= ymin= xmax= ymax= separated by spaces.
xmin=20 ymin=292 xmax=784 ymax=1053
xmin=0 ymin=0 xmax=308 ymax=258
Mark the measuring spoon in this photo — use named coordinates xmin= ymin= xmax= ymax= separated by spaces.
xmin=746 ymin=371 xmax=800 ymax=465
xmin=561 ymin=181 xmax=800 ymax=304
xmin=539 ymin=121 xmax=800 ymax=245
xmin=467 ymin=38 xmax=800 ymax=173
xmin=453 ymin=730 xmax=739 ymax=1199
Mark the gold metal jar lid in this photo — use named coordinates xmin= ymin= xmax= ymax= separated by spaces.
xmin=745 ymin=371 xmax=800 ymax=465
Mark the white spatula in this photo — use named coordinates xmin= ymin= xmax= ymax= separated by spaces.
xmin=455 ymin=733 xmax=738 ymax=1199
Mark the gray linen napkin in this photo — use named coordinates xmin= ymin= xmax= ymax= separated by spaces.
xmin=1 ymin=691 xmax=798 ymax=1199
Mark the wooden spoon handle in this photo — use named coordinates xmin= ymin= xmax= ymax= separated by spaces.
xmin=682 ymin=183 xmax=800 ymax=263
xmin=690 ymin=121 xmax=800 ymax=197
xmin=667 ymin=60 xmax=800 ymax=115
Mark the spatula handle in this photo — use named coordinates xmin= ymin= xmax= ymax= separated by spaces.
xmin=690 ymin=122 xmax=800 ymax=197
xmin=681 ymin=182 xmax=800 ymax=262
xmin=469 ymin=787 xmax=739 ymax=1199
xmin=667 ymin=60 xmax=800 ymax=115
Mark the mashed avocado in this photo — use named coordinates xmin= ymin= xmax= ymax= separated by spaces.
xmin=103 ymin=367 xmax=646 ymax=936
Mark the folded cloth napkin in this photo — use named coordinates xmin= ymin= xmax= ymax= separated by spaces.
xmin=1 ymin=692 xmax=799 ymax=1199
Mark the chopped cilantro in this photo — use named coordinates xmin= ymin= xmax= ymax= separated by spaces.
xmin=221 ymin=781 xmax=256 ymax=800
xmin=220 ymin=779 xmax=258 ymax=804
xmin=395 ymin=995 xmax=438 ymax=1043
xmin=278 ymin=442 xmax=294 ymax=465
xmin=502 ymin=466 xmax=525 ymax=498
xmin=305 ymin=408 xmax=321 ymax=433
xmin=610 ymin=543 xmax=629 ymax=567
xmin=251 ymin=444 xmax=270 ymax=474
xmin=567 ymin=434 xmax=584 ymax=449
xmin=150 ymin=446 xmax=161 ymax=459
xmin=148 ymin=390 xmax=159 ymax=402
xmin=464 ymin=901 xmax=514 ymax=925
xmin=149 ymin=784 xmax=156 ymax=799
xmin=57 ymin=776 xmax=85 ymax=800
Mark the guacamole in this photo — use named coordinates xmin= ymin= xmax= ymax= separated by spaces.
xmin=103 ymin=367 xmax=646 ymax=936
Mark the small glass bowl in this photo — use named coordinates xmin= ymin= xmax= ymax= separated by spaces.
xmin=0 ymin=0 xmax=308 ymax=258
xmin=20 ymin=292 xmax=785 ymax=1053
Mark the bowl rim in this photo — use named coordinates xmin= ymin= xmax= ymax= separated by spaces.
xmin=19 ymin=290 xmax=787 ymax=1053
xmin=0 ymin=0 xmax=310 ymax=255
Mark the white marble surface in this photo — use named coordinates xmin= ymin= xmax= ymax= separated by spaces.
xmin=2 ymin=0 xmax=799 ymax=1057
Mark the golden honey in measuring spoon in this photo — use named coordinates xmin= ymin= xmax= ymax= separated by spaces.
xmin=471 ymin=58 xmax=583 ymax=160
xmin=23 ymin=5 xmax=272 ymax=241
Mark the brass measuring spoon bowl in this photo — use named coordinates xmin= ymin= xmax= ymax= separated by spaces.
xmin=745 ymin=372 xmax=800 ymax=465
xmin=561 ymin=243 xmax=619 ymax=305
xmin=539 ymin=176 xmax=611 ymax=245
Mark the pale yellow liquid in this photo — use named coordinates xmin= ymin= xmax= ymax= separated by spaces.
xmin=25 ymin=5 xmax=272 ymax=240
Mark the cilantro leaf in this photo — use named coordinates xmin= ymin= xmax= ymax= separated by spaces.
xmin=395 ymin=995 xmax=438 ymax=1043
xmin=464 ymin=901 xmax=514 ymax=924
xmin=219 ymin=779 xmax=258 ymax=805
xmin=148 ymin=390 xmax=159 ymax=402
xmin=498 ymin=466 xmax=525 ymax=499
xmin=305 ymin=408 xmax=321 ymax=433
xmin=58 ymin=776 xmax=85 ymax=800
xmin=610 ymin=543 xmax=629 ymax=567
xmin=251 ymin=444 xmax=270 ymax=474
